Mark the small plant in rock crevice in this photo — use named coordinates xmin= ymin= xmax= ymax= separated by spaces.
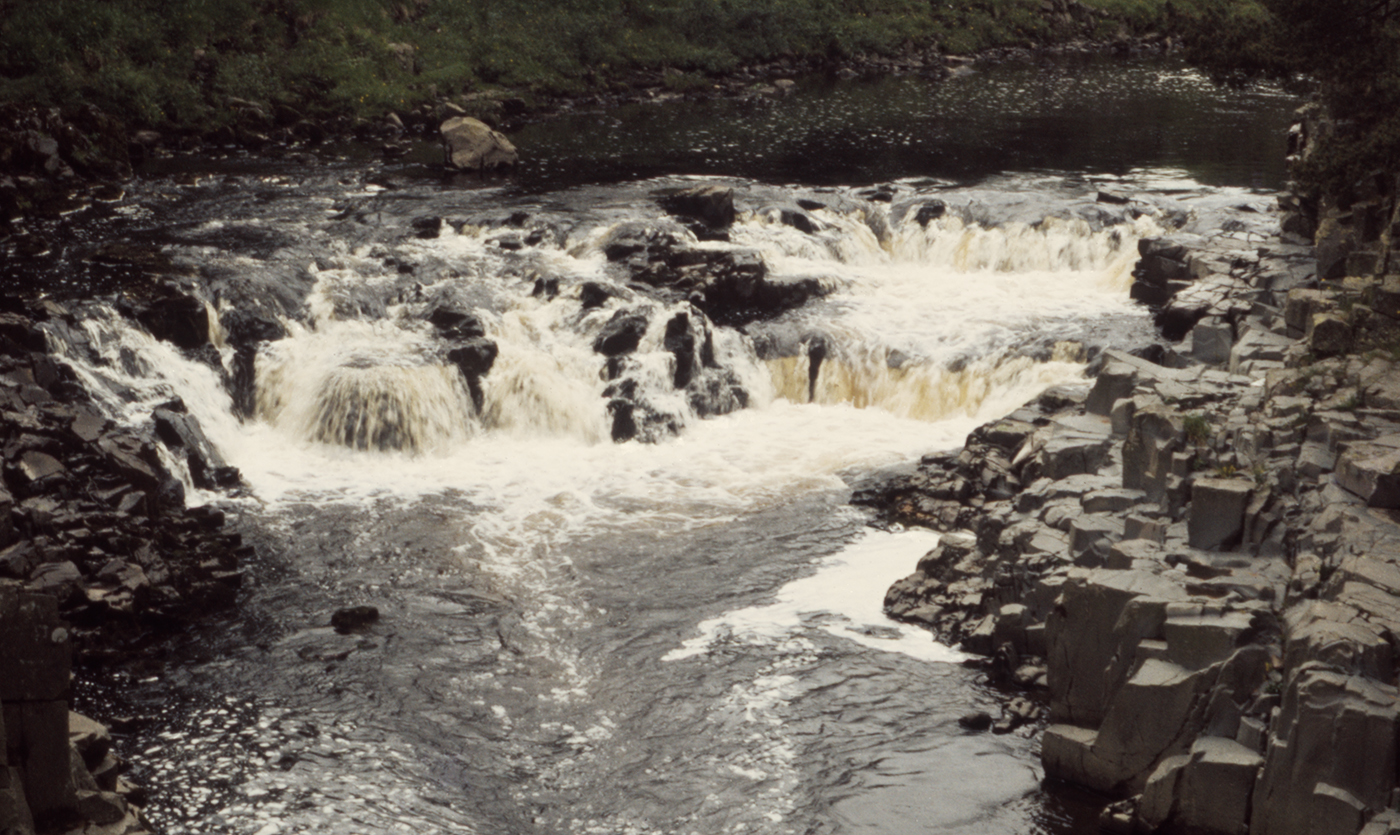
xmin=1183 ymin=413 xmax=1211 ymax=445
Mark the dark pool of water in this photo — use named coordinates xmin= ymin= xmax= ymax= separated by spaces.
xmin=505 ymin=55 xmax=1298 ymax=191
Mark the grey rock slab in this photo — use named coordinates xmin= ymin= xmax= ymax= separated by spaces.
xmin=0 ymin=584 xmax=71 ymax=701
xmin=1107 ymin=539 xmax=1166 ymax=570
xmin=1038 ymin=433 xmax=1112 ymax=481
xmin=1137 ymin=754 xmax=1189 ymax=830
xmin=1192 ymin=318 xmax=1235 ymax=366
xmin=0 ymin=765 xmax=34 ymax=835
xmin=1310 ymin=312 xmax=1354 ymax=357
xmin=1042 ymin=724 xmax=1116 ymax=794
xmin=1284 ymin=288 xmax=1335 ymax=332
xmin=1124 ymin=404 xmax=1184 ymax=503
xmin=1228 ymin=329 xmax=1293 ymax=374
xmin=2 ymin=700 xmax=75 ymax=818
xmin=1087 ymin=362 xmax=1138 ymax=416
xmin=1069 ymin=514 xmax=1125 ymax=567
xmin=1297 ymin=440 xmax=1338 ymax=480
xmin=1124 ymin=513 xmax=1169 ymax=544
xmin=1082 ymin=487 xmax=1148 ymax=514
xmin=1283 ymin=599 xmax=1393 ymax=682
xmin=1163 ymin=609 xmax=1255 ymax=670
xmin=1187 ymin=478 xmax=1253 ymax=551
xmin=1335 ymin=435 xmax=1400 ymax=508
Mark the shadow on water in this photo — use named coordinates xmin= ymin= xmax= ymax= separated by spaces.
xmin=508 ymin=55 xmax=1297 ymax=192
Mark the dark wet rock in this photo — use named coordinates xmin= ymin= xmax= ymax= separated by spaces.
xmin=958 ymin=711 xmax=994 ymax=731
xmin=664 ymin=311 xmax=714 ymax=389
xmin=447 ymin=338 xmax=499 ymax=411
xmin=533 ymin=276 xmax=560 ymax=298
xmin=220 ymin=308 xmax=286 ymax=346
xmin=600 ymin=220 xmax=691 ymax=263
xmin=152 ymin=406 xmax=241 ymax=490
xmin=446 ymin=338 xmax=498 ymax=378
xmin=913 ymin=201 xmax=948 ymax=225
xmin=579 ymin=281 xmax=619 ymax=310
xmin=773 ymin=205 xmax=822 ymax=234
xmin=593 ymin=310 xmax=650 ymax=357
xmin=410 ymin=216 xmax=443 ymax=239
xmin=657 ymin=185 xmax=736 ymax=230
xmin=135 ymin=292 xmax=208 ymax=351
xmin=331 ymin=605 xmax=380 ymax=633
xmin=425 ymin=297 xmax=487 ymax=341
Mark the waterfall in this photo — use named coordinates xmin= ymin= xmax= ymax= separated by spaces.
xmin=41 ymin=182 xmax=1166 ymax=522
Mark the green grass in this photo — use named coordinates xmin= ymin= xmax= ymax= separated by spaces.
xmin=0 ymin=0 xmax=1264 ymax=132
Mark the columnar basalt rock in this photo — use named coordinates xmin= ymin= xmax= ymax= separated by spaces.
xmin=867 ymin=191 xmax=1400 ymax=834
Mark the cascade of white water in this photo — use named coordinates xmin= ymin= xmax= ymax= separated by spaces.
xmin=255 ymin=320 xmax=477 ymax=454
xmin=44 ymin=184 xmax=1166 ymax=536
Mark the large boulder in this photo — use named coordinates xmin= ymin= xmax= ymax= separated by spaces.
xmin=152 ymin=404 xmax=240 ymax=490
xmin=440 ymin=117 xmax=518 ymax=171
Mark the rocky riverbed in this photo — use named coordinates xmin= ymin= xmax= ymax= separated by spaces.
xmin=0 ymin=301 xmax=252 ymax=834
xmin=861 ymin=188 xmax=1400 ymax=834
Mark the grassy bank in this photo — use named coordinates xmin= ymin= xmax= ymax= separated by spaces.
xmin=0 ymin=0 xmax=1260 ymax=133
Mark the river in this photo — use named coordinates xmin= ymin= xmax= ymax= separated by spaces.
xmin=33 ymin=55 xmax=1297 ymax=835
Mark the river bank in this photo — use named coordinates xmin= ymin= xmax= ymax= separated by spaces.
xmin=1 ymin=28 xmax=1191 ymax=242
xmin=863 ymin=177 xmax=1400 ymax=833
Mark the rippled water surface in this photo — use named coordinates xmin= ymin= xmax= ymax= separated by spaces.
xmin=510 ymin=56 xmax=1297 ymax=189
xmin=46 ymin=56 xmax=1298 ymax=835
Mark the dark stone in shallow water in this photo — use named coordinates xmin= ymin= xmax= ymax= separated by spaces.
xmin=425 ymin=296 xmax=486 ymax=341
xmin=914 ymin=201 xmax=947 ymax=226
xmin=136 ymin=293 xmax=208 ymax=351
xmin=958 ymin=712 xmax=994 ymax=731
xmin=221 ymin=308 xmax=286 ymax=346
xmin=594 ymin=310 xmax=650 ymax=357
xmin=332 ymin=605 xmax=380 ymax=633
xmin=446 ymin=338 xmax=498 ymax=377
xmin=657 ymin=185 xmax=736 ymax=230
xmin=580 ymin=282 xmax=616 ymax=310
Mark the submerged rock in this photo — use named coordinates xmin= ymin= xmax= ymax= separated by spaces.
xmin=331 ymin=605 xmax=380 ymax=633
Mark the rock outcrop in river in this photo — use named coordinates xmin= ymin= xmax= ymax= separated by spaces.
xmin=0 ymin=305 xmax=246 ymax=834
xmin=865 ymin=186 xmax=1400 ymax=833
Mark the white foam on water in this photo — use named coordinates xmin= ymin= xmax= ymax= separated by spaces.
xmin=665 ymin=528 xmax=959 ymax=663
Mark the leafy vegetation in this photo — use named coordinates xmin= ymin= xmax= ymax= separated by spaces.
xmin=1182 ymin=0 xmax=1400 ymax=197
xmin=0 ymin=0 xmax=1248 ymax=132
xmin=1183 ymin=412 xmax=1211 ymax=445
